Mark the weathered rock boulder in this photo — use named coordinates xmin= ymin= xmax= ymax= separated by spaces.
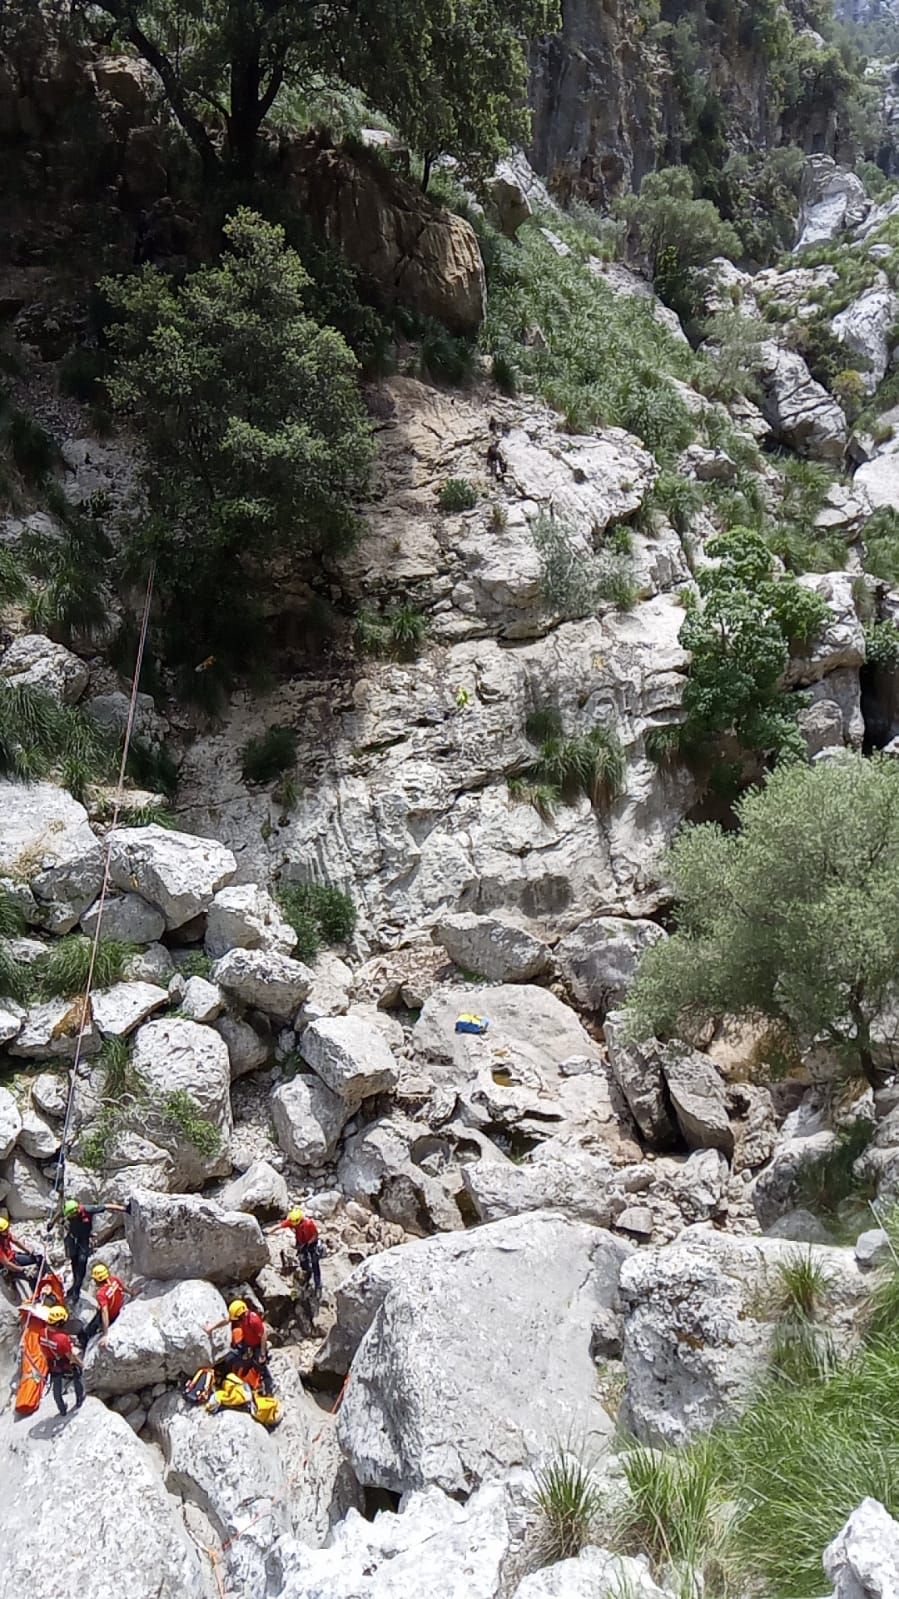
xmin=758 ymin=341 xmax=847 ymax=461
xmin=80 ymin=891 xmax=165 ymax=944
xmin=832 ymin=281 xmax=899 ymax=393
xmin=330 ymin=1210 xmax=631 ymax=1494
xmin=128 ymin=1018 xmax=232 ymax=1187
xmin=9 ymin=996 xmax=100 ymax=1061
xmin=514 ymin=1547 xmax=673 ymax=1599
xmin=126 ymin=1189 xmax=269 ymax=1282
xmin=0 ymin=633 xmax=89 ymax=704
xmin=283 ymin=135 xmax=486 ymax=334
xmin=219 ymin=1159 xmax=289 ymax=1218
xmin=0 ymin=1398 xmax=211 ymax=1599
xmin=204 ymin=882 xmax=296 ymax=959
xmin=788 ymin=572 xmax=866 ymax=686
xmin=0 ymin=781 xmax=103 ymax=931
xmin=338 ymin=1113 xmax=471 ymax=1233
xmin=664 ymin=1045 xmax=733 ymax=1155
xmin=824 ymin=1498 xmax=899 ymax=1599
xmin=556 ymin=917 xmax=665 ymax=1014
xmin=272 ymin=1071 xmax=350 ymax=1166
xmin=433 ymin=911 xmax=552 ymax=983
xmin=857 ymin=449 xmax=899 ymax=509
xmin=604 ymin=1014 xmax=677 ymax=1147
xmin=179 ymin=975 xmax=224 ymax=1023
xmin=752 ymin=1129 xmax=838 ymax=1228
xmin=463 ymin=1142 xmax=617 ymax=1225
xmin=0 ymin=1087 xmax=22 ymax=1159
xmin=301 ymin=1014 xmax=399 ymax=1105
xmin=108 ymin=824 xmax=236 ymax=930
xmin=214 ymin=1012 xmax=271 ymax=1078
xmin=796 ymin=158 xmax=868 ymax=251
xmin=213 ymin=947 xmax=314 ymax=1021
xmin=90 ymin=980 xmax=169 ymax=1038
xmin=84 ymin=1277 xmax=225 ymax=1396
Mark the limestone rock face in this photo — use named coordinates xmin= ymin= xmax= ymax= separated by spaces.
xmin=219 ymin=1159 xmax=289 ymax=1218
xmin=9 ymin=996 xmax=100 ymax=1062
xmin=434 ymin=911 xmax=553 ymax=983
xmin=796 ymin=158 xmax=869 ymax=250
xmin=204 ymin=882 xmax=296 ymax=959
xmin=84 ymin=1277 xmax=225 ymax=1396
xmin=332 ymin=1211 xmax=631 ymax=1495
xmin=300 ymin=1014 xmax=399 ymax=1106
xmin=0 ymin=781 xmax=103 ymax=930
xmin=126 ymin=1189 xmax=269 ymax=1282
xmin=824 ymin=1499 xmax=899 ymax=1599
xmin=128 ymin=1018 xmax=232 ymax=1187
xmin=463 ymin=1142 xmax=618 ymax=1226
xmin=663 ymin=1045 xmax=733 ymax=1156
xmin=81 ymin=891 xmax=165 ymax=944
xmin=284 ymin=135 xmax=486 ymax=333
xmin=90 ymin=980 xmax=169 ymax=1038
xmin=0 ymin=633 xmax=89 ymax=704
xmin=213 ymin=947 xmax=314 ymax=1021
xmin=0 ymin=1399 xmax=212 ymax=1599
xmin=108 ymin=824 xmax=236 ymax=931
xmin=0 ymin=1087 xmax=22 ymax=1159
xmin=758 ymin=342 xmax=847 ymax=461
xmin=556 ymin=916 xmax=665 ymax=1014
xmin=272 ymin=1071 xmax=350 ymax=1166
xmin=832 ymin=280 xmax=899 ymax=393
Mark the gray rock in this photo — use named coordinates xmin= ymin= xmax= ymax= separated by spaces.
xmin=0 ymin=781 xmax=103 ymax=930
xmin=30 ymin=1071 xmax=68 ymax=1119
xmin=296 ymin=951 xmax=354 ymax=1027
xmin=857 ymin=449 xmax=899 ymax=509
xmin=788 ymin=573 xmax=866 ymax=687
xmin=204 ymin=882 xmax=296 ymax=959
xmin=180 ymin=976 xmax=224 ymax=1023
xmin=332 ymin=1210 xmax=631 ymax=1494
xmin=758 ymin=341 xmax=847 ymax=461
xmin=486 ymin=163 xmax=533 ymax=237
xmin=301 ymin=1014 xmax=399 ymax=1106
xmin=433 ymin=911 xmax=552 ymax=983
xmin=84 ymin=1277 xmax=225 ymax=1395
xmin=463 ymin=1142 xmax=617 ymax=1225
xmin=798 ymin=698 xmax=846 ymax=756
xmin=513 ymin=1548 xmax=673 ymax=1599
xmin=604 ymin=1013 xmax=677 ymax=1147
xmin=3 ymin=1150 xmax=52 ymax=1219
xmin=855 ymin=1227 xmax=891 ymax=1268
xmin=832 ymin=281 xmax=899 ymax=393
xmin=272 ymin=1071 xmax=350 ymax=1165
xmin=81 ymin=892 xmax=165 ymax=945
xmin=0 ymin=1398 xmax=210 ymax=1599
xmin=796 ymin=158 xmax=869 ymax=250
xmin=766 ymin=1207 xmax=836 ymax=1245
xmin=213 ymin=947 xmax=314 ymax=1021
xmin=338 ymin=1113 xmax=470 ymax=1233
xmin=214 ymin=1012 xmax=270 ymax=1078
xmin=0 ymin=633 xmax=89 ymax=705
xmin=17 ymin=1106 xmax=59 ymax=1160
xmin=124 ymin=942 xmax=174 ymax=984
xmin=824 ymin=1498 xmax=899 ymax=1599
xmin=219 ymin=1159 xmax=289 ymax=1218
xmin=129 ymin=1018 xmax=232 ymax=1188
xmin=90 ymin=980 xmax=169 ymax=1038
xmin=616 ymin=1204 xmax=655 ymax=1238
xmin=663 ymin=1045 xmax=733 ymax=1156
xmin=8 ymin=996 xmax=100 ymax=1061
xmin=84 ymin=689 xmax=156 ymax=739
xmin=126 ymin=1189 xmax=269 ymax=1282
xmin=108 ymin=824 xmax=236 ymax=930
xmin=0 ymin=1001 xmax=24 ymax=1047
xmin=753 ymin=1130 xmax=838 ymax=1229
xmin=0 ymin=1088 xmax=22 ymax=1159
xmin=556 ymin=916 xmax=666 ymax=1014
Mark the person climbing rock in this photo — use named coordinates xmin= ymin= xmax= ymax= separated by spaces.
xmin=205 ymin=1299 xmax=273 ymax=1395
xmin=0 ymin=1216 xmax=41 ymax=1292
xmin=82 ymin=1263 xmax=136 ymax=1345
xmin=61 ymin=1198 xmax=128 ymax=1302
xmin=486 ymin=416 xmax=507 ymax=481
xmin=39 ymin=1305 xmax=85 ymax=1416
xmin=267 ymin=1207 xmax=323 ymax=1296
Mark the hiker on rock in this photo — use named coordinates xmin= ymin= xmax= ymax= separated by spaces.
xmin=61 ymin=1198 xmax=128 ymax=1302
xmin=0 ymin=1216 xmax=41 ymax=1293
xmin=83 ymin=1262 xmax=135 ymax=1345
xmin=205 ymin=1299 xmax=273 ymax=1395
xmin=486 ymin=416 xmax=507 ymax=481
xmin=39 ymin=1304 xmax=85 ymax=1416
xmin=267 ymin=1207 xmax=322 ymax=1296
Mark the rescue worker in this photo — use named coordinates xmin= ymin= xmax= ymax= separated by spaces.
xmin=267 ymin=1207 xmax=322 ymax=1295
xmin=39 ymin=1304 xmax=85 ymax=1416
xmin=61 ymin=1198 xmax=128 ymax=1302
xmin=0 ymin=1216 xmax=41 ymax=1291
xmin=486 ymin=416 xmax=507 ymax=481
xmin=83 ymin=1262 xmax=136 ymax=1345
xmin=205 ymin=1299 xmax=273 ymax=1395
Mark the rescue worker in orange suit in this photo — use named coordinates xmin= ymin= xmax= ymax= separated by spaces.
xmin=267 ymin=1207 xmax=322 ymax=1295
xmin=0 ymin=1215 xmax=40 ymax=1291
xmin=205 ymin=1299 xmax=273 ymax=1395
xmin=39 ymin=1304 xmax=85 ymax=1416
xmin=83 ymin=1262 xmax=136 ymax=1345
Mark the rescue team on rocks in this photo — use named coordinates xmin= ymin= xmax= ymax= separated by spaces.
xmin=0 ymin=1201 xmax=321 ymax=1423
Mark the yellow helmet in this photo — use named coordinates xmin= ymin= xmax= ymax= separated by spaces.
xmin=47 ymin=1305 xmax=68 ymax=1325
xmin=228 ymin=1299 xmax=247 ymax=1320
xmin=287 ymin=1207 xmax=304 ymax=1225
xmin=0 ymin=1217 xmax=9 ymax=1232
xmin=91 ymin=1263 xmax=110 ymax=1283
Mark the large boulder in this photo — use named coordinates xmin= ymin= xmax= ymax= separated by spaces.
xmin=214 ymin=1012 xmax=271 ymax=1078
xmin=855 ymin=450 xmax=899 ymax=511
xmin=213 ymin=947 xmax=314 ymax=1021
xmin=796 ymin=157 xmax=869 ymax=250
xmin=462 ymin=1142 xmax=617 ymax=1225
xmin=787 ymin=573 xmax=866 ymax=687
xmin=514 ymin=1548 xmax=673 ymax=1599
xmin=272 ymin=1071 xmax=350 ymax=1165
xmin=81 ymin=891 xmax=165 ymax=944
xmin=603 ymin=1014 xmax=678 ymax=1147
xmin=126 ymin=1188 xmax=269 ymax=1282
xmin=824 ymin=1499 xmax=899 ymax=1599
xmin=663 ymin=1045 xmax=733 ymax=1156
xmin=0 ymin=1398 xmax=211 ymax=1599
xmin=0 ymin=633 xmax=89 ymax=704
xmin=330 ymin=1211 xmax=632 ymax=1494
xmin=433 ymin=911 xmax=552 ymax=983
xmin=219 ymin=1159 xmax=289 ymax=1217
xmin=301 ymin=1014 xmax=399 ymax=1105
xmin=752 ymin=1129 xmax=838 ymax=1228
xmin=556 ymin=917 xmax=665 ymax=1014
xmin=108 ymin=824 xmax=236 ymax=931
xmin=832 ymin=280 xmax=899 ymax=393
xmin=0 ymin=781 xmax=103 ymax=930
xmin=0 ymin=1087 xmax=22 ymax=1159
xmin=9 ymin=995 xmax=100 ymax=1061
xmin=758 ymin=341 xmax=847 ymax=461
xmin=338 ymin=1112 xmax=473 ymax=1234
xmin=284 ymin=134 xmax=486 ymax=333
xmin=204 ymin=882 xmax=296 ymax=959
xmin=128 ymin=1018 xmax=232 ymax=1187
xmin=84 ymin=1277 xmax=225 ymax=1396
xmin=620 ymin=1230 xmax=866 ymax=1444
xmin=90 ymin=980 xmax=169 ymax=1038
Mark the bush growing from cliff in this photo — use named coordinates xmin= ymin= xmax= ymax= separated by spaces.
xmin=626 ymin=753 xmax=899 ymax=1090
xmin=240 ymin=726 xmax=298 ymax=786
xmin=533 ymin=514 xmax=637 ymax=615
xmin=103 ymin=210 xmax=373 ymax=697
xmin=277 ymin=882 xmax=356 ymax=960
xmin=614 ymin=168 xmax=741 ymax=318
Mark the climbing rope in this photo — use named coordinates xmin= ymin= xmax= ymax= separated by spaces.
xmin=15 ymin=562 xmax=156 ymax=1314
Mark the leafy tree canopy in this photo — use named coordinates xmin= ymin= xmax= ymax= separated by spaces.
xmin=79 ymin=0 xmax=558 ymax=178
xmin=614 ymin=166 xmax=741 ymax=312
xmin=102 ymin=208 xmax=373 ymax=692
xmin=626 ymin=754 xmax=899 ymax=1087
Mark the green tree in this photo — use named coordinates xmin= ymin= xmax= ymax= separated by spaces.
xmin=615 ymin=167 xmax=741 ymax=315
xmin=674 ymin=526 xmax=827 ymax=767
xmin=80 ymin=0 xmax=557 ymax=180
xmin=103 ymin=208 xmax=372 ymax=689
xmin=626 ymin=754 xmax=899 ymax=1087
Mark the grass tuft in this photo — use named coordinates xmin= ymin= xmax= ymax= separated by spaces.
xmin=277 ymin=881 xmax=356 ymax=961
xmin=532 ymin=1452 xmax=603 ymax=1564
xmin=437 ymin=477 xmax=478 ymax=513
xmin=240 ymin=726 xmax=298 ymax=785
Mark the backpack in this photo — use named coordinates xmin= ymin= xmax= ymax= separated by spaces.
xmin=183 ymin=1366 xmax=216 ymax=1406
xmin=455 ymin=1013 xmax=489 ymax=1035
xmin=252 ymin=1393 xmax=280 ymax=1429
